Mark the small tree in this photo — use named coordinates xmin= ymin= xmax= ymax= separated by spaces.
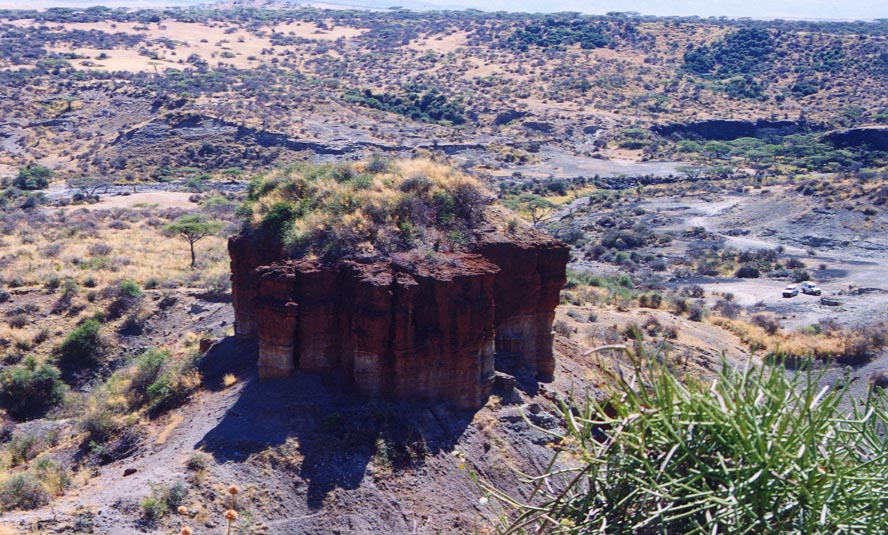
xmin=13 ymin=165 xmax=52 ymax=190
xmin=677 ymin=165 xmax=704 ymax=180
xmin=703 ymin=141 xmax=731 ymax=161
xmin=66 ymin=176 xmax=113 ymax=199
xmin=516 ymin=193 xmax=556 ymax=226
xmin=0 ymin=358 xmax=65 ymax=419
xmin=163 ymin=215 xmax=223 ymax=269
xmin=58 ymin=319 xmax=104 ymax=368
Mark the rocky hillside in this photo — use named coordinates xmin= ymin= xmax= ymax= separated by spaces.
xmin=0 ymin=8 xmax=887 ymax=180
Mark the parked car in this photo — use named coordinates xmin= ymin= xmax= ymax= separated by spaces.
xmin=800 ymin=281 xmax=822 ymax=296
xmin=783 ymin=285 xmax=799 ymax=298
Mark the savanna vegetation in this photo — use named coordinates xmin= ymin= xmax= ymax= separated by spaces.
xmin=0 ymin=3 xmax=886 ymax=531
xmin=241 ymin=158 xmax=492 ymax=259
xmin=0 ymin=6 xmax=886 ymax=181
xmin=0 ymin=173 xmax=239 ymax=512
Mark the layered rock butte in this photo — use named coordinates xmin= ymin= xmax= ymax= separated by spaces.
xmin=229 ymin=227 xmax=569 ymax=409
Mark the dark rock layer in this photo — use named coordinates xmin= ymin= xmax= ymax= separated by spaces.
xmin=822 ymin=127 xmax=888 ymax=151
xmin=653 ymin=119 xmax=807 ymax=141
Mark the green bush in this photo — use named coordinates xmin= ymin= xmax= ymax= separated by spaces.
xmin=735 ymin=265 xmax=761 ymax=278
xmin=128 ymin=348 xmax=198 ymax=413
xmin=186 ymin=452 xmax=208 ymax=472
xmin=140 ymin=480 xmax=187 ymax=527
xmin=79 ymin=406 xmax=120 ymax=445
xmin=12 ymin=166 xmax=52 ymax=190
xmin=792 ymin=268 xmax=812 ymax=283
xmin=159 ymin=480 xmax=186 ymax=510
xmin=637 ymin=293 xmax=662 ymax=309
xmin=683 ymin=28 xmax=775 ymax=77
xmin=6 ymin=434 xmax=40 ymax=466
xmin=0 ymin=473 xmax=49 ymax=511
xmin=139 ymin=496 xmax=167 ymax=526
xmin=31 ymin=458 xmax=70 ymax=496
xmin=491 ymin=349 xmax=888 ymax=534
xmin=58 ymin=319 xmax=103 ymax=367
xmin=343 ymin=87 xmax=466 ymax=125
xmin=505 ymin=17 xmax=610 ymax=51
xmin=128 ymin=348 xmax=170 ymax=406
xmin=0 ymin=358 xmax=65 ymax=419
xmin=104 ymin=280 xmax=144 ymax=320
xmin=723 ymin=76 xmax=765 ymax=100
xmin=259 ymin=201 xmax=299 ymax=239
xmin=117 ymin=279 xmax=143 ymax=299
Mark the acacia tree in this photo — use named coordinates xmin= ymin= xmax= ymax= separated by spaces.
xmin=163 ymin=215 xmax=223 ymax=269
xmin=704 ymin=141 xmax=731 ymax=161
xmin=67 ymin=176 xmax=114 ymax=199
xmin=518 ymin=193 xmax=556 ymax=226
xmin=677 ymin=165 xmax=704 ymax=180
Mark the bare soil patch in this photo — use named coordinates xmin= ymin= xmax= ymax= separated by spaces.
xmin=406 ymin=30 xmax=470 ymax=53
xmin=27 ymin=20 xmax=365 ymax=74
xmin=87 ymin=191 xmax=198 ymax=210
xmin=639 ymin=186 xmax=888 ymax=330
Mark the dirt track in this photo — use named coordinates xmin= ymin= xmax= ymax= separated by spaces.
xmin=638 ymin=187 xmax=888 ymax=327
xmin=638 ymin=186 xmax=888 ymax=394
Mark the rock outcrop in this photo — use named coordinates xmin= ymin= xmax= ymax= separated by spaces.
xmin=653 ymin=119 xmax=808 ymax=141
xmin=229 ymin=231 xmax=568 ymax=409
xmin=822 ymin=127 xmax=888 ymax=151
xmin=471 ymin=235 xmax=569 ymax=381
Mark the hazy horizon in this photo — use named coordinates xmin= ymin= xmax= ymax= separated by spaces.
xmin=0 ymin=0 xmax=885 ymax=21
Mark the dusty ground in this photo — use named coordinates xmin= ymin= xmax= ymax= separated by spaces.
xmin=480 ymin=146 xmax=685 ymax=180
xmin=9 ymin=19 xmax=365 ymax=73
xmin=627 ymin=184 xmax=888 ymax=401
xmin=639 ymin=186 xmax=888 ymax=330
xmin=0 ymin=325 xmax=619 ymax=535
xmin=86 ymin=191 xmax=199 ymax=210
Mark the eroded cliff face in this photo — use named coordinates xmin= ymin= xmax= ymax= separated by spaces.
xmin=823 ymin=127 xmax=888 ymax=151
xmin=229 ymin=230 xmax=568 ymax=409
xmin=472 ymin=236 xmax=570 ymax=382
xmin=228 ymin=233 xmax=282 ymax=339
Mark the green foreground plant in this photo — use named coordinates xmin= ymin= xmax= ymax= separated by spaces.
xmin=488 ymin=348 xmax=888 ymax=534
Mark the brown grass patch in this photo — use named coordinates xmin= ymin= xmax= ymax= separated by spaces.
xmin=711 ymin=316 xmax=888 ymax=363
xmin=405 ymin=30 xmax=470 ymax=53
xmin=154 ymin=414 xmax=184 ymax=447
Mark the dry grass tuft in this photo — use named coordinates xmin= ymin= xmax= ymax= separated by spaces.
xmin=0 ymin=207 xmax=229 ymax=291
xmin=245 ymin=158 xmax=492 ymax=259
xmin=712 ymin=316 xmax=888 ymax=363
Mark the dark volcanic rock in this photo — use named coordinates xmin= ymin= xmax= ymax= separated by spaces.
xmin=653 ymin=119 xmax=807 ymax=141
xmin=494 ymin=110 xmax=528 ymax=126
xmin=822 ymin=127 xmax=888 ymax=151
xmin=111 ymin=113 xmax=486 ymax=166
xmin=522 ymin=121 xmax=554 ymax=133
xmin=872 ymin=371 xmax=888 ymax=390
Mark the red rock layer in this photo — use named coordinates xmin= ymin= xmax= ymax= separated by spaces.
xmin=472 ymin=237 xmax=570 ymax=381
xmin=228 ymin=234 xmax=282 ymax=339
xmin=229 ymin=229 xmax=568 ymax=409
xmin=248 ymin=255 xmax=499 ymax=409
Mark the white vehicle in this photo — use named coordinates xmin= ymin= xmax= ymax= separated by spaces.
xmin=783 ymin=285 xmax=798 ymax=298
xmin=799 ymin=281 xmax=822 ymax=296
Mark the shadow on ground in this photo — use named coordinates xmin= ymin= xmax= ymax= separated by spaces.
xmin=196 ymin=337 xmax=476 ymax=508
